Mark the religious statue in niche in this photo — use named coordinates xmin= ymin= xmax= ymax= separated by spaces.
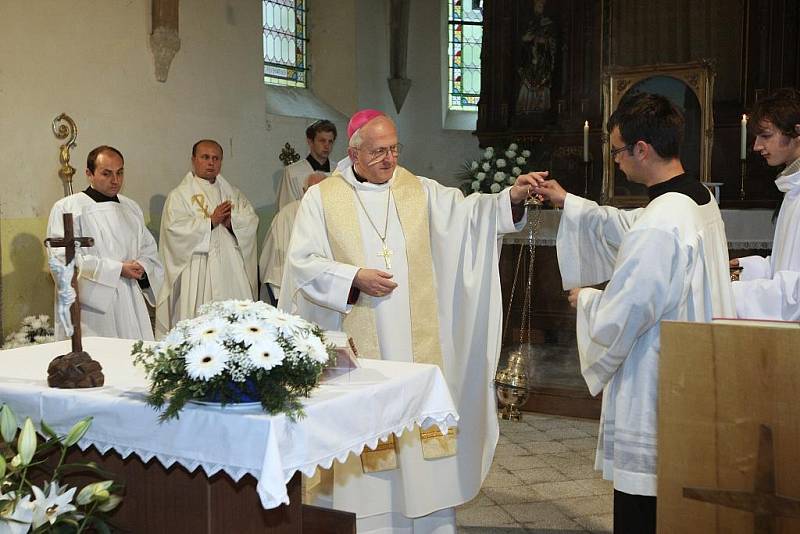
xmin=515 ymin=0 xmax=557 ymax=113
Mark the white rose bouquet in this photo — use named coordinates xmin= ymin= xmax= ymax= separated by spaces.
xmin=461 ymin=142 xmax=533 ymax=195
xmin=132 ymin=300 xmax=333 ymax=421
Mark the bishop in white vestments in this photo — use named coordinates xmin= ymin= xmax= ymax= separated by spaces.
xmin=532 ymin=93 xmax=734 ymax=534
xmin=732 ymin=88 xmax=800 ymax=320
xmin=156 ymin=139 xmax=259 ymax=336
xmin=46 ymin=145 xmax=164 ymax=340
xmin=280 ymin=111 xmax=536 ymax=533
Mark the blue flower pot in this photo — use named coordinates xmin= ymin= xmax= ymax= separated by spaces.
xmin=203 ymin=377 xmax=260 ymax=403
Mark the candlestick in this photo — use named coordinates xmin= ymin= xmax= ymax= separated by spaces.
xmin=739 ymin=159 xmax=747 ymax=200
xmin=740 ymin=114 xmax=747 ymax=160
xmin=583 ymin=120 xmax=589 ymax=162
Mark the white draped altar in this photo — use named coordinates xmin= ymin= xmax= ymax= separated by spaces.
xmin=0 ymin=337 xmax=458 ymax=510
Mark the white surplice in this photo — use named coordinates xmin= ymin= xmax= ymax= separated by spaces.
xmin=258 ymin=199 xmax=300 ymax=302
xmin=280 ymin=165 xmax=525 ymax=527
xmin=277 ymin=159 xmax=318 ymax=210
xmin=732 ymin=164 xmax=800 ymax=320
xmin=46 ymin=192 xmax=164 ymax=340
xmin=557 ymin=192 xmax=734 ymax=496
xmin=156 ymin=173 xmax=258 ymax=336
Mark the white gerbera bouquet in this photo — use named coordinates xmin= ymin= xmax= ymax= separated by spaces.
xmin=3 ymin=315 xmax=55 ymax=349
xmin=461 ymin=142 xmax=533 ymax=195
xmin=132 ymin=300 xmax=333 ymax=421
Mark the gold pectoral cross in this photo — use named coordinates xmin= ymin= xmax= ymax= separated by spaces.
xmin=378 ymin=242 xmax=393 ymax=270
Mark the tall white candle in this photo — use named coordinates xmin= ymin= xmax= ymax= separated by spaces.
xmin=740 ymin=114 xmax=747 ymax=160
xmin=583 ymin=121 xmax=589 ymax=162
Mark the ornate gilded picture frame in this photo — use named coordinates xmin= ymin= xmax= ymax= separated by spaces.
xmin=601 ymin=62 xmax=715 ymax=207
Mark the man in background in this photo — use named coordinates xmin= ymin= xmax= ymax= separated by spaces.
xmin=277 ymin=119 xmax=337 ymax=209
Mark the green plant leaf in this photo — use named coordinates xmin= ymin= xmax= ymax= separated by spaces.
xmin=0 ymin=404 xmax=18 ymax=442
xmin=39 ymin=420 xmax=58 ymax=439
xmin=0 ymin=454 xmax=5 ymax=479
xmin=63 ymin=417 xmax=93 ymax=447
xmin=17 ymin=417 xmax=36 ymax=466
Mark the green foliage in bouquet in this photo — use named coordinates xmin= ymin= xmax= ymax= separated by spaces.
xmin=460 ymin=142 xmax=533 ymax=195
xmin=0 ymin=405 xmax=123 ymax=534
xmin=132 ymin=300 xmax=334 ymax=422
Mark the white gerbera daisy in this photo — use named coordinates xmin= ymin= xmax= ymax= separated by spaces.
xmin=231 ymin=320 xmax=277 ymax=346
xmin=270 ymin=310 xmax=306 ymax=335
xmin=247 ymin=338 xmax=286 ymax=370
xmin=294 ymin=333 xmax=329 ymax=364
xmin=189 ymin=317 xmax=229 ymax=343
xmin=184 ymin=341 xmax=228 ymax=380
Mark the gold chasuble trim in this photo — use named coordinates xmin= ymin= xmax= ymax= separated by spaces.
xmin=319 ymin=168 xmax=456 ymax=471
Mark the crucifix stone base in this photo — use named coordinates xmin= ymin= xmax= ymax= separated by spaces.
xmin=44 ymin=213 xmax=105 ymax=389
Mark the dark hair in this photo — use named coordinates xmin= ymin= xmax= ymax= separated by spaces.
xmin=192 ymin=139 xmax=224 ymax=157
xmin=87 ymin=145 xmax=124 ymax=173
xmin=607 ymin=92 xmax=685 ymax=159
xmin=306 ymin=120 xmax=337 ymax=141
xmin=750 ymin=88 xmax=800 ymax=138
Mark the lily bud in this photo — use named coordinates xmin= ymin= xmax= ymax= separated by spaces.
xmin=0 ymin=405 xmax=18 ymax=443
xmin=17 ymin=418 xmax=37 ymax=466
xmin=63 ymin=417 xmax=93 ymax=447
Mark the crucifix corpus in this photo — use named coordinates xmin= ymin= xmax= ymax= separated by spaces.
xmin=43 ymin=213 xmax=105 ymax=388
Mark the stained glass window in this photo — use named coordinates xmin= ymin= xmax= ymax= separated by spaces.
xmin=263 ymin=0 xmax=308 ymax=87
xmin=447 ymin=0 xmax=483 ymax=111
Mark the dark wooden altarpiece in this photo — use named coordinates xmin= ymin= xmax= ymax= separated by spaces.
xmin=481 ymin=0 xmax=800 ymax=417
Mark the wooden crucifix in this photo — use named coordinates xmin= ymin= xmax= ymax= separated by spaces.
xmin=44 ymin=213 xmax=104 ymax=388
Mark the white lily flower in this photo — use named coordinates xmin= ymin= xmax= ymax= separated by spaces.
xmin=30 ymin=482 xmax=77 ymax=528
xmin=0 ymin=492 xmax=34 ymax=534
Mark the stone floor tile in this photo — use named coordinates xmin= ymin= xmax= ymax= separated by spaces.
xmin=573 ymin=512 xmax=614 ymax=533
xmin=503 ymin=502 xmax=583 ymax=529
xmin=456 ymin=504 xmax=517 ymax=527
xmin=495 ymin=454 xmax=550 ymax=471
xmin=543 ymin=427 xmax=591 ymax=440
xmin=575 ymin=478 xmax=614 ymax=495
xmin=553 ymin=494 xmax=613 ymax=518
xmin=457 ymin=527 xmax=529 ymax=534
xmin=482 ymin=485 xmax=547 ymax=505
xmin=506 ymin=429 xmax=551 ymax=444
xmin=513 ymin=467 xmax=569 ymax=485
xmin=459 ymin=491 xmax=496 ymax=509
xmin=521 ymin=440 xmax=569 ymax=455
xmin=528 ymin=418 xmax=576 ymax=431
xmin=494 ymin=442 xmax=530 ymax=457
xmin=528 ymin=480 xmax=599 ymax=500
xmin=482 ymin=468 xmax=525 ymax=489
xmin=561 ymin=437 xmax=599 ymax=451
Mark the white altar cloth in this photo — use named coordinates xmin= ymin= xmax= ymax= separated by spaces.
xmin=503 ymin=208 xmax=776 ymax=249
xmin=0 ymin=337 xmax=458 ymax=510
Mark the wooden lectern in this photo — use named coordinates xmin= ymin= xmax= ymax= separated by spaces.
xmin=658 ymin=320 xmax=800 ymax=534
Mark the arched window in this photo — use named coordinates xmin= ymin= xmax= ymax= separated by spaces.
xmin=447 ymin=0 xmax=483 ymax=111
xmin=263 ymin=0 xmax=308 ymax=88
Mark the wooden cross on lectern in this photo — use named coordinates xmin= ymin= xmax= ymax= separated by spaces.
xmin=44 ymin=213 xmax=94 ymax=353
